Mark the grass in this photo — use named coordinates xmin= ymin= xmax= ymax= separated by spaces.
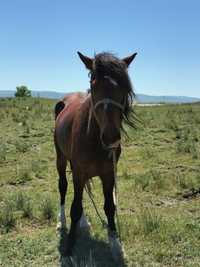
xmin=13 ymin=191 xmax=33 ymax=218
xmin=0 ymin=97 xmax=200 ymax=266
xmin=0 ymin=202 xmax=16 ymax=233
xmin=39 ymin=194 xmax=56 ymax=222
xmin=136 ymin=208 xmax=163 ymax=235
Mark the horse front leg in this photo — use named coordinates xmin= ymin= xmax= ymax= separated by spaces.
xmin=101 ymin=173 xmax=125 ymax=262
xmin=66 ymin=173 xmax=84 ymax=256
xmin=70 ymin=163 xmax=91 ymax=235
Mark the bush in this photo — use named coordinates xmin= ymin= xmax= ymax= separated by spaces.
xmin=15 ymin=86 xmax=31 ymax=98
xmin=13 ymin=191 xmax=33 ymax=218
xmin=39 ymin=195 xmax=55 ymax=222
xmin=137 ymin=208 xmax=163 ymax=235
xmin=15 ymin=140 xmax=29 ymax=153
xmin=0 ymin=144 xmax=7 ymax=163
xmin=133 ymin=170 xmax=165 ymax=191
xmin=0 ymin=202 xmax=16 ymax=233
xmin=16 ymin=166 xmax=32 ymax=184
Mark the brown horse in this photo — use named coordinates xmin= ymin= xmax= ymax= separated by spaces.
xmin=54 ymin=51 xmax=137 ymax=259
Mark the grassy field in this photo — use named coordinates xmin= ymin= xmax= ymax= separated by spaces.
xmin=0 ymin=97 xmax=200 ymax=267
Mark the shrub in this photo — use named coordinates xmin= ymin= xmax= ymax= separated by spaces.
xmin=0 ymin=202 xmax=16 ymax=233
xmin=16 ymin=166 xmax=32 ymax=184
xmin=134 ymin=173 xmax=151 ymax=190
xmin=13 ymin=191 xmax=33 ymax=218
xmin=0 ymin=144 xmax=7 ymax=163
xmin=134 ymin=170 xmax=165 ymax=191
xmin=175 ymin=171 xmax=197 ymax=190
xmin=15 ymin=141 xmax=29 ymax=153
xmin=137 ymin=208 xmax=163 ymax=235
xmin=15 ymin=86 xmax=31 ymax=98
xmin=176 ymin=127 xmax=199 ymax=158
xmin=39 ymin=195 xmax=55 ymax=222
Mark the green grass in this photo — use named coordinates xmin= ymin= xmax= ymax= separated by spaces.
xmin=0 ymin=201 xmax=16 ymax=233
xmin=0 ymin=97 xmax=200 ymax=266
xmin=39 ymin=194 xmax=56 ymax=222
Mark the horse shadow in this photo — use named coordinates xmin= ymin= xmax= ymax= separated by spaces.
xmin=58 ymin=229 xmax=128 ymax=267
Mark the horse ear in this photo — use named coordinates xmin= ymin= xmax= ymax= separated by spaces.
xmin=122 ymin=53 xmax=137 ymax=67
xmin=77 ymin=51 xmax=93 ymax=70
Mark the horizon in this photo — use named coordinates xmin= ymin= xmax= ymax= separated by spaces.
xmin=0 ymin=1 xmax=199 ymax=98
xmin=1 ymin=89 xmax=200 ymax=99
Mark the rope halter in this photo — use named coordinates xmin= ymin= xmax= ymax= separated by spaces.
xmin=94 ymin=98 xmax=125 ymax=112
xmin=87 ymin=96 xmax=125 ymax=145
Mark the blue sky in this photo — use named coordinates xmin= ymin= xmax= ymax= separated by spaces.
xmin=0 ymin=0 xmax=199 ymax=97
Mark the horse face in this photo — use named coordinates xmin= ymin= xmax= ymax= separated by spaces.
xmin=78 ymin=51 xmax=137 ymax=147
xmin=90 ymin=74 xmax=123 ymax=147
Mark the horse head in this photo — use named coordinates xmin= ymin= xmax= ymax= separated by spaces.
xmin=78 ymin=51 xmax=137 ymax=148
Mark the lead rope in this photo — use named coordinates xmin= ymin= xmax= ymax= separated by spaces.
xmin=84 ymin=149 xmax=122 ymax=242
xmin=85 ymin=185 xmax=107 ymax=229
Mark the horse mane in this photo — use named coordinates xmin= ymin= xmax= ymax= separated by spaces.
xmin=93 ymin=52 xmax=137 ymax=132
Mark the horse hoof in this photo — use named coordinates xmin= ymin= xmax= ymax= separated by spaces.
xmin=109 ymin=236 xmax=126 ymax=262
xmin=76 ymin=224 xmax=91 ymax=237
xmin=77 ymin=213 xmax=91 ymax=236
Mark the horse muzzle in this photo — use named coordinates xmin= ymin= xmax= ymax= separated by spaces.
xmin=101 ymin=132 xmax=121 ymax=150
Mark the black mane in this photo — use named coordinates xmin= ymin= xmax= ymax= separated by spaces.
xmin=93 ymin=52 xmax=137 ymax=130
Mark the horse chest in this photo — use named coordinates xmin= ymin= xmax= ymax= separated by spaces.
xmin=72 ymin=144 xmax=120 ymax=178
xmin=75 ymin=159 xmax=113 ymax=178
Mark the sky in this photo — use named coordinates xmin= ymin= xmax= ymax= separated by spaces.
xmin=0 ymin=0 xmax=199 ymax=97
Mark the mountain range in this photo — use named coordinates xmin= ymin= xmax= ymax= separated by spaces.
xmin=0 ymin=90 xmax=199 ymax=104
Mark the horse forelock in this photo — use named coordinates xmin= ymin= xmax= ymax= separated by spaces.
xmin=94 ymin=53 xmax=126 ymax=81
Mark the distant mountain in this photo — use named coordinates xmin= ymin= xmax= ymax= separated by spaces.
xmin=135 ymin=94 xmax=200 ymax=104
xmin=0 ymin=90 xmax=66 ymax=99
xmin=0 ymin=90 xmax=200 ymax=104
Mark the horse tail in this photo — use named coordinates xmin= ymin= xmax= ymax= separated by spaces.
xmin=54 ymin=101 xmax=65 ymax=120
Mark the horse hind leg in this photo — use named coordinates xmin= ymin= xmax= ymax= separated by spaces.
xmin=56 ymin=150 xmax=68 ymax=231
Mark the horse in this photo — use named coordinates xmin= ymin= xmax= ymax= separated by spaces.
xmin=54 ymin=51 xmax=137 ymax=260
